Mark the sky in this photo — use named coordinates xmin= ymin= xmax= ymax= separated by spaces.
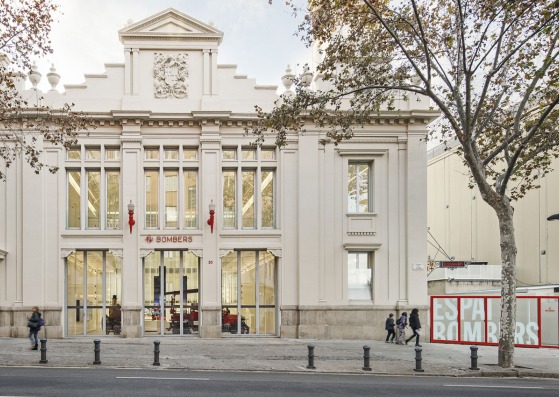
xmin=31 ymin=0 xmax=310 ymax=93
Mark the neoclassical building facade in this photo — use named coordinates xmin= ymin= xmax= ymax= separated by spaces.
xmin=0 ymin=9 xmax=436 ymax=339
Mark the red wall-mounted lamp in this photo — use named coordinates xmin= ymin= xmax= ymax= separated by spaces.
xmin=207 ymin=200 xmax=216 ymax=233
xmin=128 ymin=200 xmax=136 ymax=234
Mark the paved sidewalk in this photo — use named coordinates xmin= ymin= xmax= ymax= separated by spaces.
xmin=1 ymin=337 xmax=558 ymax=378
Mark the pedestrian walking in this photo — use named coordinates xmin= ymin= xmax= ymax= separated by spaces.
xmin=385 ymin=313 xmax=396 ymax=343
xmin=396 ymin=312 xmax=407 ymax=345
xmin=27 ymin=306 xmax=43 ymax=350
xmin=405 ymin=308 xmax=422 ymax=347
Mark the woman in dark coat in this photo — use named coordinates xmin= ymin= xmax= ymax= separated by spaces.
xmin=27 ymin=306 xmax=41 ymax=350
xmin=406 ymin=308 xmax=422 ymax=347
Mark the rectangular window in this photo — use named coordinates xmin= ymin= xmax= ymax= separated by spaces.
xmin=348 ymin=252 xmax=372 ymax=300
xmin=145 ymin=170 xmax=159 ymax=228
xmin=164 ymin=170 xmax=178 ymax=228
xmin=68 ymin=170 xmax=81 ymax=228
xmin=145 ymin=148 xmax=159 ymax=160
xmin=67 ymin=148 xmax=80 ymax=160
xmin=223 ymin=171 xmax=236 ymax=228
xmin=242 ymin=170 xmax=255 ymax=228
xmin=87 ymin=171 xmax=101 ymax=228
xmin=164 ymin=148 xmax=179 ymax=160
xmin=261 ymin=170 xmax=275 ymax=228
xmin=86 ymin=148 xmax=101 ymax=160
xmin=348 ymin=163 xmax=370 ymax=212
xmin=184 ymin=170 xmax=197 ymax=228
xmin=261 ymin=148 xmax=275 ymax=160
xmin=105 ymin=148 xmax=120 ymax=160
xmin=242 ymin=148 xmax=256 ymax=160
xmin=183 ymin=148 xmax=197 ymax=160
xmin=106 ymin=171 xmax=120 ymax=229
xmin=223 ymin=149 xmax=237 ymax=160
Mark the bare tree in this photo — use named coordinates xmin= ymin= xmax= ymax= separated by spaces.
xmin=0 ymin=0 xmax=91 ymax=180
xmin=256 ymin=0 xmax=559 ymax=367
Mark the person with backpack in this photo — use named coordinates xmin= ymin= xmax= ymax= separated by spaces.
xmin=406 ymin=308 xmax=422 ymax=347
xmin=395 ymin=312 xmax=408 ymax=345
xmin=385 ymin=313 xmax=396 ymax=343
xmin=27 ymin=306 xmax=43 ymax=350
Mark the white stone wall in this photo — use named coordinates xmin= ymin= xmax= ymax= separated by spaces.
xmin=0 ymin=8 xmax=436 ymax=339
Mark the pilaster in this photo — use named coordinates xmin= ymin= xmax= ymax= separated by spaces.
xmin=121 ymin=124 xmax=143 ymax=337
xmin=199 ymin=122 xmax=221 ymax=338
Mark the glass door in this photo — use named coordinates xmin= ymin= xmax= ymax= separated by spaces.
xmin=221 ymin=250 xmax=276 ymax=335
xmin=66 ymin=251 xmax=122 ymax=336
xmin=143 ymin=250 xmax=199 ymax=336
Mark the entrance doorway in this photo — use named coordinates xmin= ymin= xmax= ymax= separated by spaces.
xmin=143 ymin=251 xmax=199 ymax=336
xmin=221 ymin=250 xmax=277 ymax=335
xmin=66 ymin=251 xmax=122 ymax=336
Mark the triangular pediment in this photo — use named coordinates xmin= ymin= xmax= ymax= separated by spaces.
xmin=119 ymin=8 xmax=223 ymax=45
xmin=150 ymin=21 xmax=193 ymax=34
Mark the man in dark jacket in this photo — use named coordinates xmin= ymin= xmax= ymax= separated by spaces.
xmin=385 ymin=313 xmax=396 ymax=343
xmin=406 ymin=308 xmax=422 ymax=347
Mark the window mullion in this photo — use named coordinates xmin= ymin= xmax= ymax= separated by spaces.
xmin=236 ymin=167 xmax=241 ymax=230
xmin=81 ymin=166 xmax=86 ymax=229
xmin=158 ymin=166 xmax=163 ymax=230
xmin=237 ymin=251 xmax=242 ymax=333
xmin=255 ymin=251 xmax=260 ymax=334
xmin=100 ymin=168 xmax=106 ymax=230
xmin=256 ymin=167 xmax=262 ymax=229
xmin=102 ymin=251 xmax=107 ymax=334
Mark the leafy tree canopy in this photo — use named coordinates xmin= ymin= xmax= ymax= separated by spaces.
xmin=258 ymin=0 xmax=559 ymax=202
xmin=259 ymin=0 xmax=559 ymax=368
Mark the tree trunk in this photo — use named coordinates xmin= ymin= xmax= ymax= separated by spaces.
xmin=496 ymin=200 xmax=517 ymax=368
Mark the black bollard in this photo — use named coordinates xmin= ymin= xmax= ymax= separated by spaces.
xmin=39 ymin=339 xmax=48 ymax=364
xmin=306 ymin=344 xmax=316 ymax=369
xmin=469 ymin=346 xmax=479 ymax=370
xmin=413 ymin=346 xmax=424 ymax=372
xmin=153 ymin=340 xmax=161 ymax=366
xmin=93 ymin=339 xmax=101 ymax=365
xmin=362 ymin=345 xmax=371 ymax=371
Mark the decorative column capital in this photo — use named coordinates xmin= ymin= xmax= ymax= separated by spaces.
xmin=140 ymin=249 xmax=155 ymax=259
xmin=109 ymin=249 xmax=123 ymax=259
xmin=60 ymin=249 xmax=76 ymax=259
xmin=267 ymin=249 xmax=282 ymax=258
xmin=189 ymin=249 xmax=203 ymax=258
xmin=219 ymin=249 xmax=233 ymax=258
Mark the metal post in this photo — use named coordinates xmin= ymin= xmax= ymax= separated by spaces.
xmin=469 ymin=346 xmax=479 ymax=370
xmin=153 ymin=340 xmax=161 ymax=366
xmin=362 ymin=345 xmax=371 ymax=371
xmin=39 ymin=339 xmax=48 ymax=364
xmin=413 ymin=346 xmax=424 ymax=372
xmin=306 ymin=344 xmax=316 ymax=369
xmin=93 ymin=339 xmax=101 ymax=365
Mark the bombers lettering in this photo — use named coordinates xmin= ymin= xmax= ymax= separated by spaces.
xmin=145 ymin=235 xmax=192 ymax=243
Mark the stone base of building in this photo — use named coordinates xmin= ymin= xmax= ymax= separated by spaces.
xmin=1 ymin=304 xmax=431 ymax=340
xmin=280 ymin=305 xmax=431 ymax=340
xmin=0 ymin=306 xmax=63 ymax=338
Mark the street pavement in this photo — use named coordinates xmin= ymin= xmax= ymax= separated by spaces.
xmin=1 ymin=337 xmax=558 ymax=378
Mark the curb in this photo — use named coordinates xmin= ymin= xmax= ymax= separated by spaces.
xmin=1 ymin=364 xmax=558 ymax=379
